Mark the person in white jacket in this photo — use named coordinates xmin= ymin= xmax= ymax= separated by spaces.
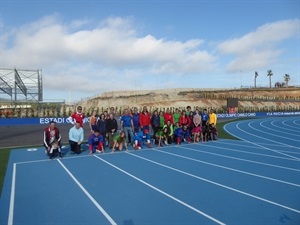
xmin=69 ymin=121 xmax=84 ymax=154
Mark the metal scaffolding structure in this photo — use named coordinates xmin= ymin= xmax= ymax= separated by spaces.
xmin=0 ymin=68 xmax=43 ymax=103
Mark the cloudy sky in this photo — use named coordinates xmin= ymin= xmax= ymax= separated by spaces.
xmin=0 ymin=0 xmax=299 ymax=102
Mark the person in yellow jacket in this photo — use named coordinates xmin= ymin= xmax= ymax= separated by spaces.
xmin=208 ymin=109 xmax=217 ymax=126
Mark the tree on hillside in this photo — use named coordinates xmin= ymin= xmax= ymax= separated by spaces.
xmin=254 ymin=71 xmax=259 ymax=88
xmin=267 ymin=70 xmax=273 ymax=88
xmin=284 ymin=74 xmax=290 ymax=87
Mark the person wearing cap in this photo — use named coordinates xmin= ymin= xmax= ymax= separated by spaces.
xmin=88 ymin=129 xmax=104 ymax=154
xmin=43 ymin=120 xmax=62 ymax=155
xmin=69 ymin=121 xmax=84 ymax=154
xmin=68 ymin=106 xmax=85 ymax=127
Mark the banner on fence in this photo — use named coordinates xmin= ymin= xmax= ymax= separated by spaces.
xmin=0 ymin=111 xmax=300 ymax=126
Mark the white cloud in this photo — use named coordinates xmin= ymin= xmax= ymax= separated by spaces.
xmin=0 ymin=15 xmax=298 ymax=101
xmin=217 ymin=19 xmax=300 ymax=72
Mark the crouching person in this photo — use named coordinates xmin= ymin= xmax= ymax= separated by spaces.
xmin=133 ymin=129 xmax=152 ymax=150
xmin=174 ymin=124 xmax=191 ymax=145
xmin=69 ymin=121 xmax=84 ymax=154
xmin=133 ymin=131 xmax=143 ymax=150
xmin=88 ymin=129 xmax=104 ymax=154
xmin=112 ymin=131 xmax=128 ymax=153
xmin=49 ymin=139 xmax=62 ymax=160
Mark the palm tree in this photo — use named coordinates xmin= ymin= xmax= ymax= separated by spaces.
xmin=254 ymin=71 xmax=258 ymax=88
xmin=283 ymin=74 xmax=290 ymax=87
xmin=267 ymin=70 xmax=273 ymax=88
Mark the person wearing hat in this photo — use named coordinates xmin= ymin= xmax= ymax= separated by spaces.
xmin=88 ymin=129 xmax=104 ymax=154
xmin=68 ymin=105 xmax=85 ymax=127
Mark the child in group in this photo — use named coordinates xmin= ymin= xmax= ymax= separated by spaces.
xmin=174 ymin=124 xmax=191 ymax=145
xmin=162 ymin=120 xmax=174 ymax=145
xmin=112 ymin=131 xmax=128 ymax=152
xmin=133 ymin=130 xmax=143 ymax=150
xmin=173 ymin=122 xmax=181 ymax=143
xmin=88 ymin=129 xmax=104 ymax=154
xmin=155 ymin=127 xmax=169 ymax=147
xmin=133 ymin=129 xmax=152 ymax=150
xmin=191 ymin=125 xmax=202 ymax=142
xmin=210 ymin=123 xmax=218 ymax=141
xmin=202 ymin=125 xmax=208 ymax=142
xmin=49 ymin=139 xmax=62 ymax=160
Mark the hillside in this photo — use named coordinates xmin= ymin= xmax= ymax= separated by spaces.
xmin=79 ymin=87 xmax=300 ymax=113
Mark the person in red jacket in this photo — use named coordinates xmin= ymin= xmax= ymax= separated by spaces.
xmin=68 ymin=105 xmax=85 ymax=127
xmin=179 ymin=110 xmax=191 ymax=127
xmin=43 ymin=121 xmax=62 ymax=155
xmin=139 ymin=106 xmax=151 ymax=133
xmin=163 ymin=108 xmax=174 ymax=124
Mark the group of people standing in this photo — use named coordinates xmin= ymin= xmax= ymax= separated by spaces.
xmin=43 ymin=105 xmax=218 ymax=159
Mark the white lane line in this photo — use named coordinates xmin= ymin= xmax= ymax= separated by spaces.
xmin=8 ymin=163 xmax=16 ymax=225
xmin=57 ymin=160 xmax=117 ymax=225
xmin=168 ymin=144 xmax=300 ymax=172
xmin=270 ymin=120 xmax=300 ymax=133
xmin=224 ymin=122 xmax=300 ymax=160
xmin=202 ymin=141 xmax=299 ymax=161
xmin=126 ymin=152 xmax=300 ymax=214
xmin=261 ymin=121 xmax=300 ymax=138
xmin=154 ymin=148 xmax=300 ymax=187
xmin=254 ymin=121 xmax=300 ymax=143
xmin=211 ymin=141 xmax=300 ymax=155
xmin=93 ymin=155 xmax=226 ymax=225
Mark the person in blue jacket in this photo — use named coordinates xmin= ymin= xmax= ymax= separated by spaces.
xmin=174 ymin=124 xmax=191 ymax=144
xmin=88 ymin=129 xmax=104 ymax=154
xmin=133 ymin=129 xmax=152 ymax=150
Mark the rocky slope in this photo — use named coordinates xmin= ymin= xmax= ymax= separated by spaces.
xmin=78 ymin=87 xmax=300 ymax=113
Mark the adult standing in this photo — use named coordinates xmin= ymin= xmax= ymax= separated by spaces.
xmin=106 ymin=113 xmax=118 ymax=148
xmin=97 ymin=113 xmax=107 ymax=147
xmin=69 ymin=121 xmax=84 ymax=154
xmin=163 ymin=108 xmax=174 ymax=125
xmin=208 ymin=109 xmax=217 ymax=127
xmin=120 ymin=108 xmax=134 ymax=145
xmin=201 ymin=109 xmax=209 ymax=127
xmin=139 ymin=106 xmax=151 ymax=133
xmin=150 ymin=110 xmax=160 ymax=143
xmin=132 ymin=107 xmax=140 ymax=133
xmin=68 ymin=105 xmax=85 ymax=127
xmin=89 ymin=110 xmax=97 ymax=133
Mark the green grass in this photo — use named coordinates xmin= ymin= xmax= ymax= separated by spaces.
xmin=0 ymin=148 xmax=11 ymax=197
xmin=216 ymin=120 xmax=239 ymax=140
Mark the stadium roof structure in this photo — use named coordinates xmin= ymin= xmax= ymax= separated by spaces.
xmin=0 ymin=68 xmax=43 ymax=103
